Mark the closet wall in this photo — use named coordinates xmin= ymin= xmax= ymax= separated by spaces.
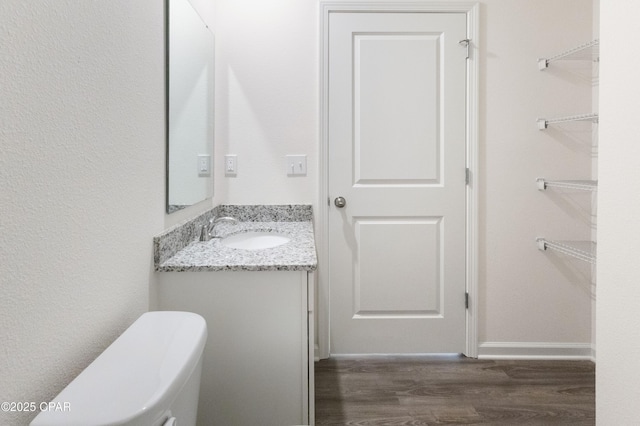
xmin=478 ymin=0 xmax=595 ymax=357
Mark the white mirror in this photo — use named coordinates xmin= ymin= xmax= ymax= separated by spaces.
xmin=166 ymin=0 xmax=214 ymax=213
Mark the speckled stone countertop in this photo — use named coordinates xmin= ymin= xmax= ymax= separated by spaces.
xmin=154 ymin=205 xmax=317 ymax=272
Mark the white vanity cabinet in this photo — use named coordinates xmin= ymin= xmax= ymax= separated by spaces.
xmin=157 ymin=270 xmax=314 ymax=426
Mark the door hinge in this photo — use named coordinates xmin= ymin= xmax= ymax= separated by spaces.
xmin=465 ymin=168 xmax=470 ymax=185
xmin=465 ymin=292 xmax=469 ymax=309
xmin=459 ymin=38 xmax=470 ymax=59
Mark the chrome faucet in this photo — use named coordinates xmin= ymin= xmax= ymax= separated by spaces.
xmin=200 ymin=216 xmax=238 ymax=241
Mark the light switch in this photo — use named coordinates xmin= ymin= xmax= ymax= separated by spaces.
xmin=225 ymin=155 xmax=237 ymax=176
xmin=286 ymin=155 xmax=307 ymax=176
xmin=197 ymin=154 xmax=211 ymax=176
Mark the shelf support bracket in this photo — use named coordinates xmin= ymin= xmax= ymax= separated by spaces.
xmin=536 ymin=178 xmax=547 ymax=190
xmin=536 ymin=237 xmax=547 ymax=251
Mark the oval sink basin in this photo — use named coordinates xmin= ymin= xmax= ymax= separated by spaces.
xmin=221 ymin=231 xmax=290 ymax=250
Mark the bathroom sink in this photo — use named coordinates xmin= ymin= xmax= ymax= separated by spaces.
xmin=221 ymin=231 xmax=290 ymax=250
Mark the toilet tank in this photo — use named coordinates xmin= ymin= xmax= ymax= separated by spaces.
xmin=30 ymin=311 xmax=207 ymax=426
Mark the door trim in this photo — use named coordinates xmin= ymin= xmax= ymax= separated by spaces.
xmin=318 ymin=1 xmax=479 ymax=358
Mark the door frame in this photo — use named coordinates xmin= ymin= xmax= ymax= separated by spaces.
xmin=318 ymin=1 xmax=479 ymax=359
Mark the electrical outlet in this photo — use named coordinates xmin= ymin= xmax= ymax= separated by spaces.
xmin=286 ymin=155 xmax=307 ymax=176
xmin=225 ymin=155 xmax=237 ymax=176
xmin=197 ymin=154 xmax=211 ymax=176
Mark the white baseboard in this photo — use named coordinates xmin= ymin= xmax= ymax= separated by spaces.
xmin=314 ymin=342 xmax=596 ymax=362
xmin=478 ymin=342 xmax=594 ymax=361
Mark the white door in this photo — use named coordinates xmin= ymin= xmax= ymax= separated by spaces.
xmin=328 ymin=11 xmax=468 ymax=354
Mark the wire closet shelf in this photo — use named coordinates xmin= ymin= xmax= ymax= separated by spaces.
xmin=536 ymin=238 xmax=597 ymax=264
xmin=536 ymin=178 xmax=597 ymax=191
xmin=536 ymin=113 xmax=599 ymax=130
xmin=538 ymin=39 xmax=600 ymax=70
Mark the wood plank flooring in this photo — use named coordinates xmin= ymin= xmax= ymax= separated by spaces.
xmin=315 ymin=355 xmax=595 ymax=425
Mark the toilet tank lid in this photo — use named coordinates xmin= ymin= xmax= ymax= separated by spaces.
xmin=30 ymin=311 xmax=207 ymax=426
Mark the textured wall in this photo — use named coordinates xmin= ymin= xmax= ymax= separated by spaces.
xmin=0 ymin=1 xmax=165 ymax=424
xmin=597 ymin=0 xmax=640 ymax=421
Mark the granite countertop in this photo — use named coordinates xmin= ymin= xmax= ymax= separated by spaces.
xmin=154 ymin=205 xmax=317 ymax=272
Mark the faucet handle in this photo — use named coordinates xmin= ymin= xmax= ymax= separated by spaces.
xmin=199 ymin=224 xmax=210 ymax=242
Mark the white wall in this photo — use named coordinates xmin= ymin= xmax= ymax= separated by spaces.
xmin=214 ymin=0 xmax=318 ymax=206
xmin=0 ymin=1 xmax=165 ymax=424
xmin=597 ymin=0 xmax=640 ymax=421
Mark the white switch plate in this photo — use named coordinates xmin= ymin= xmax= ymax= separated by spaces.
xmin=286 ymin=155 xmax=307 ymax=176
xmin=225 ymin=154 xmax=237 ymax=176
xmin=197 ymin=154 xmax=211 ymax=176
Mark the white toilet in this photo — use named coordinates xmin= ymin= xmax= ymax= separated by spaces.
xmin=30 ymin=311 xmax=207 ymax=426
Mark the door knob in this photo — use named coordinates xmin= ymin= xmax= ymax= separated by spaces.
xmin=334 ymin=197 xmax=346 ymax=208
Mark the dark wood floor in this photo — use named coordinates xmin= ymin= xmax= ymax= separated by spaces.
xmin=315 ymin=355 xmax=595 ymax=425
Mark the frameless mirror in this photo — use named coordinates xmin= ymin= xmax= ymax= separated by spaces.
xmin=166 ymin=0 xmax=214 ymax=213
